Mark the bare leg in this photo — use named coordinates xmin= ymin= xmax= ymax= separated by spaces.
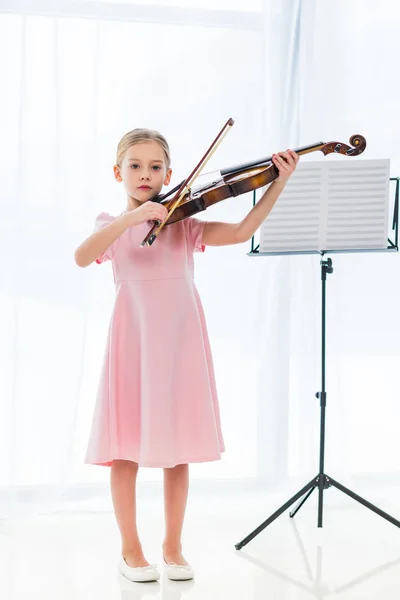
xmin=162 ymin=463 xmax=189 ymax=565
xmin=110 ymin=459 xmax=149 ymax=568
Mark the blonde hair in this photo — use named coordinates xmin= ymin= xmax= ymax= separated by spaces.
xmin=116 ymin=128 xmax=171 ymax=169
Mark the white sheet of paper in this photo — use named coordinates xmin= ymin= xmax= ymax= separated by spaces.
xmin=259 ymin=159 xmax=390 ymax=253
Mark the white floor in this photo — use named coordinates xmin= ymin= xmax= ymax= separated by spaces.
xmin=1 ymin=487 xmax=400 ymax=600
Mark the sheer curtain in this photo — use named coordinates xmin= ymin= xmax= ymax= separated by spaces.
xmin=0 ymin=0 xmax=399 ymax=518
xmin=258 ymin=0 xmax=400 ymax=488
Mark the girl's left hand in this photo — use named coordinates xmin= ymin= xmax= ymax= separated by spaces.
xmin=272 ymin=149 xmax=299 ymax=184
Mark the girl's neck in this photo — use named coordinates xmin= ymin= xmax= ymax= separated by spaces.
xmin=126 ymin=195 xmax=141 ymax=211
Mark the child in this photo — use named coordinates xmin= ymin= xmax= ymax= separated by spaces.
xmin=74 ymin=128 xmax=298 ymax=583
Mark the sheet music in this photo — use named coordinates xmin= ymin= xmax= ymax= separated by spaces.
xmin=259 ymin=159 xmax=390 ymax=253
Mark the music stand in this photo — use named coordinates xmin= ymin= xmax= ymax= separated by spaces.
xmin=235 ymin=164 xmax=400 ymax=551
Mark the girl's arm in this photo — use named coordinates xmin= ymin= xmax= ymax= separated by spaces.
xmin=74 ymin=214 xmax=130 ymax=268
xmin=202 ymin=150 xmax=299 ymax=247
xmin=75 ymin=202 xmax=168 ymax=267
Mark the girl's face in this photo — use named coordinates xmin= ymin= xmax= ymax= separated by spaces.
xmin=114 ymin=141 xmax=172 ymax=203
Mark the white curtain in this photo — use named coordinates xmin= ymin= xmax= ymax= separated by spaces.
xmin=0 ymin=0 xmax=399 ymax=518
xmin=259 ymin=0 xmax=400 ymax=487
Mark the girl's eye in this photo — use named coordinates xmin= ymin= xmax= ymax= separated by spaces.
xmin=152 ymin=165 xmax=161 ymax=171
xmin=130 ymin=164 xmax=139 ymax=169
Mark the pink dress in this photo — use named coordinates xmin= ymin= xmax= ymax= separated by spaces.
xmin=85 ymin=212 xmax=225 ymax=468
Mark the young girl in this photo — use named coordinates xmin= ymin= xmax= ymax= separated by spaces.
xmin=74 ymin=128 xmax=298 ymax=583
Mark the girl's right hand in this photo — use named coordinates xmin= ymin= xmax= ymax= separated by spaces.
xmin=124 ymin=202 xmax=169 ymax=227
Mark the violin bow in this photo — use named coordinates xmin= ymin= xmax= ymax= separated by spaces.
xmin=140 ymin=117 xmax=235 ymax=247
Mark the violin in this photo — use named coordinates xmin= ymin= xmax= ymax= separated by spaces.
xmin=140 ymin=119 xmax=367 ymax=247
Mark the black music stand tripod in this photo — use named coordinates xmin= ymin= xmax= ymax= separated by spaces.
xmin=235 ymin=254 xmax=400 ymax=551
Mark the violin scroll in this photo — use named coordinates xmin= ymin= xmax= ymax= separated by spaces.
xmin=320 ymin=134 xmax=366 ymax=157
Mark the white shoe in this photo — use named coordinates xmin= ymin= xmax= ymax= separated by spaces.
xmin=118 ymin=558 xmax=160 ymax=582
xmin=163 ymin=559 xmax=195 ymax=581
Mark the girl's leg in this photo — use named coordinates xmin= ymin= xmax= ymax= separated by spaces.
xmin=162 ymin=463 xmax=190 ymax=565
xmin=110 ymin=459 xmax=149 ymax=567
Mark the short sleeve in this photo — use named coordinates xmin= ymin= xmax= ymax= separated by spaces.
xmin=184 ymin=217 xmax=207 ymax=253
xmin=94 ymin=212 xmax=120 ymax=264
